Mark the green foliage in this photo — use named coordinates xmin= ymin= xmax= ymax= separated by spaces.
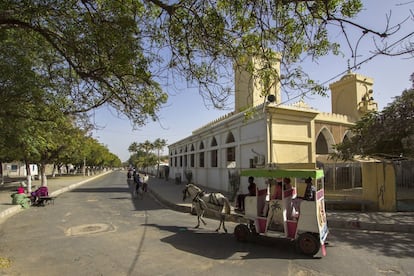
xmin=0 ymin=7 xmax=122 ymax=168
xmin=128 ymin=138 xmax=167 ymax=169
xmin=1 ymin=0 xmax=167 ymax=126
xmin=2 ymin=0 xmax=409 ymax=168
xmin=333 ymin=86 xmax=414 ymax=159
xmin=0 ymin=0 xmax=382 ymax=117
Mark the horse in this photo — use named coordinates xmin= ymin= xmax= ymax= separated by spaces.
xmin=182 ymin=183 xmax=231 ymax=233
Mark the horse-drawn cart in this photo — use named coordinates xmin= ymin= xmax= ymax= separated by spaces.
xmin=235 ymin=168 xmax=329 ymax=257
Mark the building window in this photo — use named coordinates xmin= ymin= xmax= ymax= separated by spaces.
xmin=211 ymin=137 xmax=217 ymax=146
xmin=210 ymin=137 xmax=218 ymax=167
xmin=199 ymin=152 xmax=205 ymax=167
xmin=199 ymin=142 xmax=205 ymax=168
xmin=211 ymin=149 xmax=218 ymax=167
xmin=227 ymin=147 xmax=235 ymax=162
xmin=226 ymin=132 xmax=235 ymax=143
xmin=226 ymin=131 xmax=236 ymax=162
xmin=190 ymin=154 xmax=195 ymax=167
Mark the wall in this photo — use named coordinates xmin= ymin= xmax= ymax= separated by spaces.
xmin=361 ymin=162 xmax=397 ymax=211
xmin=267 ymin=105 xmax=318 ymax=165
xmin=168 ymin=109 xmax=268 ymax=191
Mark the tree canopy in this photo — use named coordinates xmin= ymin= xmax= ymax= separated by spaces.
xmin=1 ymin=0 xmax=412 ymax=126
xmin=333 ymin=74 xmax=414 ymax=160
xmin=1 ymin=1 xmax=413 ymax=170
xmin=0 ymin=31 xmax=121 ymax=170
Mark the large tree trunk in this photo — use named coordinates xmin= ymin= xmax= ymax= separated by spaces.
xmin=40 ymin=162 xmax=48 ymax=187
xmin=0 ymin=162 xmax=3 ymax=185
xmin=51 ymin=164 xmax=57 ymax=178
xmin=25 ymin=160 xmax=32 ymax=193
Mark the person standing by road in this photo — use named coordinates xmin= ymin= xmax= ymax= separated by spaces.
xmin=133 ymin=170 xmax=141 ymax=195
xmin=142 ymin=173 xmax=149 ymax=192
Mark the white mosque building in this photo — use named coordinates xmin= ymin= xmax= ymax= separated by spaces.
xmin=168 ymin=55 xmax=378 ymax=196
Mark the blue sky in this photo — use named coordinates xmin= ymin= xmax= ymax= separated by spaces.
xmin=93 ymin=0 xmax=414 ymax=162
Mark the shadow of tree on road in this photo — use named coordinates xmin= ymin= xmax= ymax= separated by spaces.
xmin=328 ymin=228 xmax=413 ymax=258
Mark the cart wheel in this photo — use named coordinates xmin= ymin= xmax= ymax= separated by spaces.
xmin=296 ymin=233 xmax=320 ymax=256
xmin=234 ymin=224 xmax=250 ymax=242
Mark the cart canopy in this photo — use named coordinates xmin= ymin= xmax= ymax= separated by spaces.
xmin=240 ymin=168 xmax=324 ymax=179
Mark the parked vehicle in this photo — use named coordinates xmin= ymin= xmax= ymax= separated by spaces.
xmin=235 ymin=168 xmax=329 ymax=257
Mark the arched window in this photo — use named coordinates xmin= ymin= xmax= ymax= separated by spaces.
xmin=226 ymin=132 xmax=235 ymax=143
xmin=316 ymin=134 xmax=329 ymax=154
xmin=190 ymin=144 xmax=195 ymax=167
xmin=343 ymin=131 xmax=352 ymax=142
xmin=199 ymin=142 xmax=205 ymax=167
xmin=226 ymin=132 xmax=236 ymax=162
xmin=316 ymin=127 xmax=335 ymax=154
xmin=211 ymin=137 xmax=217 ymax=146
xmin=210 ymin=137 xmax=218 ymax=167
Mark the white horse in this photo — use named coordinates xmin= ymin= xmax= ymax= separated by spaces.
xmin=182 ymin=184 xmax=231 ymax=233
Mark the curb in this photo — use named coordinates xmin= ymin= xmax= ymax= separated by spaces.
xmin=149 ymin=187 xmax=192 ymax=214
xmin=0 ymin=171 xmax=112 ymax=224
xmin=0 ymin=205 xmax=23 ymax=221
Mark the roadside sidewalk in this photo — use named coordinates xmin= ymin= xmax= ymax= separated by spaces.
xmin=1 ymin=172 xmax=413 ymax=234
xmin=0 ymin=171 xmax=111 ymax=223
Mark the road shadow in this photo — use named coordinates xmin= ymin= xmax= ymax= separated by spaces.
xmin=328 ymin=228 xmax=414 ymax=258
xmin=70 ymin=186 xmax=131 ymax=193
xmin=143 ymin=223 xmax=317 ymax=260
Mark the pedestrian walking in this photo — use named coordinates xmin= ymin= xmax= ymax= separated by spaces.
xmin=133 ymin=170 xmax=142 ymax=198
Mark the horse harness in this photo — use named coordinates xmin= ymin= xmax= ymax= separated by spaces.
xmin=188 ymin=189 xmax=221 ymax=208
xmin=198 ymin=191 xmax=222 ymax=206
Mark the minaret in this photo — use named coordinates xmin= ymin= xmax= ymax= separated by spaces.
xmin=234 ymin=53 xmax=282 ymax=112
xmin=329 ymin=71 xmax=378 ymax=121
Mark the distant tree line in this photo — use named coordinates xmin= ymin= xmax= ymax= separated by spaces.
xmin=128 ymin=138 xmax=167 ymax=176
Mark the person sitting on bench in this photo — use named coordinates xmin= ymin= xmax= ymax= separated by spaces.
xmin=30 ymin=186 xmax=49 ymax=205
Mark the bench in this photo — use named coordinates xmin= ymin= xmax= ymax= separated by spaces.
xmin=325 ymin=199 xmax=374 ymax=211
xmin=34 ymin=196 xmax=55 ymax=206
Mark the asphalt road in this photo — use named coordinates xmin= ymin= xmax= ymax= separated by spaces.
xmin=0 ymin=171 xmax=413 ymax=276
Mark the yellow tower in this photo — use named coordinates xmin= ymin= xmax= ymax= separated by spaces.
xmin=329 ymin=71 xmax=378 ymax=121
xmin=234 ymin=53 xmax=282 ymax=112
